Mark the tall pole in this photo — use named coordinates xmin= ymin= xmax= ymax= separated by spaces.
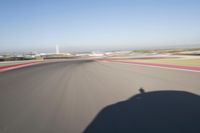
xmin=56 ymin=45 xmax=60 ymax=54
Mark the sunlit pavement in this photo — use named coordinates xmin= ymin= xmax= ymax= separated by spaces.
xmin=0 ymin=60 xmax=200 ymax=133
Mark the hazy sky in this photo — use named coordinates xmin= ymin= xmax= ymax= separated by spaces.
xmin=0 ymin=0 xmax=200 ymax=52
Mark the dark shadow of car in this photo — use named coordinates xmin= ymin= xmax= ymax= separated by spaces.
xmin=84 ymin=89 xmax=200 ymax=133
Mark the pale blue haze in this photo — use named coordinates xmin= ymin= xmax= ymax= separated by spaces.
xmin=0 ymin=0 xmax=200 ymax=52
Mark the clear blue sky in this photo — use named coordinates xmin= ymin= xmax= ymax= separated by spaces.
xmin=0 ymin=0 xmax=200 ymax=52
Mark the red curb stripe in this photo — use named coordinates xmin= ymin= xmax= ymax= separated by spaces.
xmin=106 ymin=60 xmax=200 ymax=72
xmin=0 ymin=61 xmax=42 ymax=72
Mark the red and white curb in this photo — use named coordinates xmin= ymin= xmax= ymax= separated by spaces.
xmin=0 ymin=61 xmax=43 ymax=72
xmin=102 ymin=60 xmax=200 ymax=73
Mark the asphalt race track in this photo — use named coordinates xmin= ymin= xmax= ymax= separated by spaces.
xmin=0 ymin=60 xmax=200 ymax=133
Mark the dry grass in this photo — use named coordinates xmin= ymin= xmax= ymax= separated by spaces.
xmin=125 ymin=58 xmax=200 ymax=66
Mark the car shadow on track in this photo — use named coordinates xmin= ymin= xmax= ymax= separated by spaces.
xmin=83 ymin=89 xmax=200 ymax=133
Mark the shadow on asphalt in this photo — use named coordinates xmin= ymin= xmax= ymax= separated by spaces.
xmin=84 ymin=89 xmax=200 ymax=133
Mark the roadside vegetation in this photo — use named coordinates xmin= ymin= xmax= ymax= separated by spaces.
xmin=132 ymin=48 xmax=200 ymax=55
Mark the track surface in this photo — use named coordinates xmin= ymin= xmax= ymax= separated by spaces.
xmin=0 ymin=60 xmax=200 ymax=133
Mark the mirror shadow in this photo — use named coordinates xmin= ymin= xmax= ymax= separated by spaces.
xmin=84 ymin=89 xmax=200 ymax=133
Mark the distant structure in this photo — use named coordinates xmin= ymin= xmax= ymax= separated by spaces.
xmin=56 ymin=45 xmax=60 ymax=54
